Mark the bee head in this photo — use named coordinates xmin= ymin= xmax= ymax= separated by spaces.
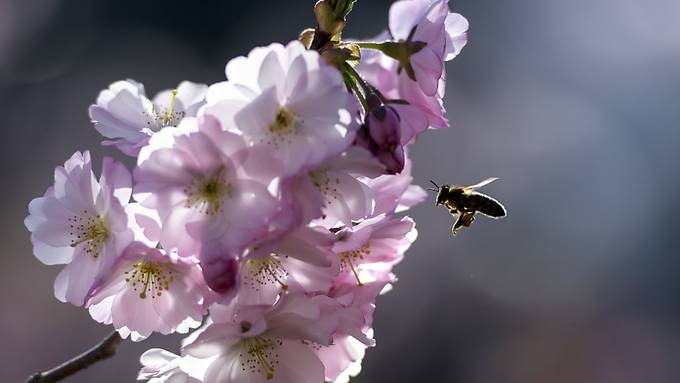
xmin=428 ymin=180 xmax=447 ymax=206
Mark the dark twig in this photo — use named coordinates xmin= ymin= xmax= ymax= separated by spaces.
xmin=26 ymin=331 xmax=123 ymax=383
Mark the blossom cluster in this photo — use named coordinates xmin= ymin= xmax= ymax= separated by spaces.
xmin=25 ymin=0 xmax=467 ymax=382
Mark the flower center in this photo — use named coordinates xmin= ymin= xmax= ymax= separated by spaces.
xmin=239 ymin=337 xmax=282 ymax=380
xmin=185 ymin=167 xmax=232 ymax=215
xmin=68 ymin=211 xmax=109 ymax=258
xmin=145 ymin=89 xmax=186 ymax=129
xmin=244 ymin=254 xmax=289 ymax=291
xmin=264 ymin=108 xmax=299 ymax=147
xmin=339 ymin=242 xmax=371 ymax=287
xmin=125 ymin=260 xmax=174 ymax=299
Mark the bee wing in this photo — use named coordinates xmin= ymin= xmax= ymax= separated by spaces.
xmin=466 ymin=177 xmax=499 ymax=190
xmin=468 ymin=192 xmax=507 ymax=218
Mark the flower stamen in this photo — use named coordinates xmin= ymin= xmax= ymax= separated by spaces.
xmin=240 ymin=337 xmax=282 ymax=380
xmin=310 ymin=171 xmax=341 ymax=207
xmin=339 ymin=242 xmax=370 ymax=287
xmin=185 ymin=167 xmax=232 ymax=215
xmin=125 ymin=260 xmax=174 ymax=299
xmin=244 ymin=255 xmax=289 ymax=291
xmin=146 ymin=88 xmax=185 ymax=128
xmin=264 ymin=108 xmax=300 ymax=147
xmin=68 ymin=212 xmax=109 ymax=258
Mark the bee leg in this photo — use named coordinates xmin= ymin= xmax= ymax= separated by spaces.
xmin=451 ymin=211 xmax=476 ymax=236
xmin=451 ymin=214 xmax=465 ymax=236
xmin=461 ymin=211 xmax=476 ymax=227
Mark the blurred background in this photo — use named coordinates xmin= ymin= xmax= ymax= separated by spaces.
xmin=2 ymin=0 xmax=680 ymax=382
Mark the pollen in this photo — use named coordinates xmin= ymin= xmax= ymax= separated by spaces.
xmin=264 ymin=108 xmax=300 ymax=147
xmin=310 ymin=171 xmax=341 ymax=206
xmin=184 ymin=167 xmax=232 ymax=215
xmin=68 ymin=212 xmax=109 ymax=258
xmin=239 ymin=336 xmax=282 ymax=380
xmin=244 ymin=254 xmax=289 ymax=291
xmin=125 ymin=260 xmax=174 ymax=299
xmin=339 ymin=242 xmax=371 ymax=287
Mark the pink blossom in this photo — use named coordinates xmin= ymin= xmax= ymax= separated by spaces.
xmin=357 ymin=1 xmax=468 ymax=142
xmin=24 ymin=151 xmax=134 ymax=306
xmin=89 ymin=80 xmax=207 ymax=156
xmin=202 ymin=41 xmax=359 ymax=176
xmin=133 ymin=116 xmax=281 ymax=265
xmin=357 ymin=48 xmax=447 ymax=144
xmin=238 ymin=226 xmax=337 ymax=306
xmin=331 ymin=214 xmax=417 ymax=287
xmin=293 ymin=147 xmax=384 ymax=228
xmin=88 ymin=242 xmax=209 ymax=341
xmin=388 ymin=0 xmax=468 ymax=95
xmin=183 ymin=294 xmax=338 ymax=383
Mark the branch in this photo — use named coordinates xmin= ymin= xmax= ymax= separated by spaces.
xmin=26 ymin=331 xmax=123 ymax=383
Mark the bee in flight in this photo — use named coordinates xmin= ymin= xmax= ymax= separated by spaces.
xmin=428 ymin=178 xmax=507 ymax=236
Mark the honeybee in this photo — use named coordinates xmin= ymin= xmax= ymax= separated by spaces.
xmin=428 ymin=178 xmax=507 ymax=236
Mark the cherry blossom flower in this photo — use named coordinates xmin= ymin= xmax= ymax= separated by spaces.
xmin=293 ymin=146 xmax=384 ymax=228
xmin=183 ymin=294 xmax=338 ymax=383
xmin=25 ymin=151 xmax=134 ymax=306
xmin=89 ymin=80 xmax=208 ymax=156
xmin=357 ymin=47 xmax=447 ymax=144
xmin=133 ymin=115 xmax=281 ymax=265
xmin=332 ymin=214 xmax=417 ymax=286
xmin=356 ymin=1 xmax=468 ymax=143
xmin=388 ymin=0 xmax=468 ymax=95
xmin=238 ymin=226 xmax=337 ymax=306
xmin=202 ymin=40 xmax=359 ymax=176
xmin=88 ymin=242 xmax=209 ymax=341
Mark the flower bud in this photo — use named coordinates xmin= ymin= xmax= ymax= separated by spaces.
xmin=356 ymin=94 xmax=405 ymax=174
xmin=202 ymin=257 xmax=238 ymax=294
xmin=314 ymin=0 xmax=356 ymax=37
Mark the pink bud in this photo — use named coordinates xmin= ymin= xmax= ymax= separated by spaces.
xmin=202 ymin=257 xmax=238 ymax=294
xmin=356 ymin=95 xmax=405 ymax=174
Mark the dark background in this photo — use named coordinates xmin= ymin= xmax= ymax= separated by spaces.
xmin=2 ymin=0 xmax=680 ymax=382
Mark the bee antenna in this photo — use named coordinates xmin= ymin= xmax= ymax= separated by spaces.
xmin=427 ymin=180 xmax=439 ymax=192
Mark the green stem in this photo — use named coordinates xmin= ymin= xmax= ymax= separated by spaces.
xmin=356 ymin=42 xmax=386 ymax=51
xmin=342 ymin=63 xmax=387 ymax=104
xmin=342 ymin=69 xmax=367 ymax=111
